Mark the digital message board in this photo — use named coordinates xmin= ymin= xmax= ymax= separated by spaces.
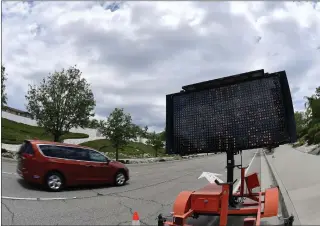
xmin=166 ymin=70 xmax=296 ymax=155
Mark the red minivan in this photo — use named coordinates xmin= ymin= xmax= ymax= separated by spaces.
xmin=17 ymin=140 xmax=129 ymax=191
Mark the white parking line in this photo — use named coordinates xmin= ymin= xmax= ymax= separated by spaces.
xmin=208 ymin=216 xmax=219 ymax=226
xmin=2 ymin=197 xmax=39 ymax=201
xmin=2 ymin=171 xmax=77 ymax=201
xmin=2 ymin=172 xmax=18 ymax=175
xmin=1 ymin=196 xmax=78 ymax=201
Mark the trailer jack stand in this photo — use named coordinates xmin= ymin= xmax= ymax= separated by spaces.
xmin=157 ymin=214 xmax=167 ymax=226
xmin=284 ymin=215 xmax=294 ymax=226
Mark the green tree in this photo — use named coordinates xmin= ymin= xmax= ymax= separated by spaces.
xmin=99 ymin=108 xmax=137 ymax=161
xmin=146 ymin=131 xmax=164 ymax=157
xmin=294 ymin=111 xmax=306 ymax=137
xmin=1 ymin=65 xmax=8 ymax=107
xmin=89 ymin=119 xmax=99 ymax=128
xmin=134 ymin=125 xmax=148 ymax=143
xmin=25 ymin=66 xmax=96 ymax=142
xmin=159 ymin=129 xmax=166 ymax=142
xmin=296 ymin=86 xmax=320 ymax=145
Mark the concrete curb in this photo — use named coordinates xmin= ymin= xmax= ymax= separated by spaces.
xmin=263 ymin=151 xmax=301 ymax=226
xmin=290 ymin=144 xmax=320 ymax=155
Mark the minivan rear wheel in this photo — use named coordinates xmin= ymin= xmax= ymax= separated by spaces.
xmin=114 ymin=171 xmax=126 ymax=186
xmin=45 ymin=172 xmax=64 ymax=192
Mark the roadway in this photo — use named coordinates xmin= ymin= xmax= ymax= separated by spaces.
xmin=1 ymin=150 xmax=261 ymax=225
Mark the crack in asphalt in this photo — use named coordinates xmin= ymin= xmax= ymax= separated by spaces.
xmin=2 ymin=201 xmax=15 ymax=225
xmin=89 ymin=191 xmax=174 ymax=226
xmin=1 ymin=172 xmax=193 ymax=225
xmin=110 ymin=193 xmax=173 ymax=207
xmin=116 ymin=221 xmax=130 ymax=226
xmin=70 ymin=170 xmax=200 ymax=203
xmin=97 ymin=171 xmax=198 ymax=196
xmin=110 ymin=193 xmax=173 ymax=226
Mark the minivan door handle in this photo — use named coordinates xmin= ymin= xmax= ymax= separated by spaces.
xmin=86 ymin=165 xmax=94 ymax=167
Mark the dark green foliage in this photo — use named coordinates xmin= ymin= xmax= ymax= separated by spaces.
xmin=25 ymin=66 xmax=96 ymax=142
xmin=98 ymin=108 xmax=138 ymax=161
xmin=80 ymin=138 xmax=165 ymax=159
xmin=146 ymin=131 xmax=164 ymax=157
xmin=295 ymin=86 xmax=320 ymax=145
xmin=314 ymin=131 xmax=320 ymax=144
xmin=88 ymin=119 xmax=100 ymax=128
xmin=159 ymin=130 xmax=165 ymax=142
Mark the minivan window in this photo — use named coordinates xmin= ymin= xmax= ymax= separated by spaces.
xmin=62 ymin=147 xmax=89 ymax=161
xmin=18 ymin=142 xmax=34 ymax=155
xmin=88 ymin=150 xmax=107 ymax=162
xmin=40 ymin=145 xmax=65 ymax=158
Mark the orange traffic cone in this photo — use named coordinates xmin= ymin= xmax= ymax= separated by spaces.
xmin=132 ymin=211 xmax=140 ymax=225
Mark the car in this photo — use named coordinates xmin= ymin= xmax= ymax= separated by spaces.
xmin=16 ymin=140 xmax=129 ymax=192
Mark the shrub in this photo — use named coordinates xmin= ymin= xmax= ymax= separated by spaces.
xmin=314 ymin=131 xmax=320 ymax=144
xmin=80 ymin=139 xmax=165 ymax=158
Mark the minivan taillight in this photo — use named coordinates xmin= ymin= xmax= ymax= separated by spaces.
xmin=17 ymin=141 xmax=35 ymax=171
xmin=21 ymin=153 xmax=33 ymax=159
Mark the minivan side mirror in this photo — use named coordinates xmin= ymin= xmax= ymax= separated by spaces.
xmin=105 ymin=158 xmax=110 ymax=164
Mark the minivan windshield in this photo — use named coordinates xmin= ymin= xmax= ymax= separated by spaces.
xmin=100 ymin=152 xmax=111 ymax=161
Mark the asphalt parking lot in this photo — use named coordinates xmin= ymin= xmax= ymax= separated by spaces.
xmin=2 ymin=150 xmax=261 ymax=225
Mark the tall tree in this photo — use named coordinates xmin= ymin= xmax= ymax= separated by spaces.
xmin=99 ymin=108 xmax=137 ymax=160
xmin=294 ymin=111 xmax=306 ymax=137
xmin=25 ymin=66 xmax=96 ymax=142
xmin=159 ymin=129 xmax=166 ymax=142
xmin=308 ymin=87 xmax=320 ymax=120
xmin=296 ymin=86 xmax=320 ymax=145
xmin=1 ymin=65 xmax=8 ymax=107
xmin=134 ymin=125 xmax=148 ymax=143
xmin=146 ymin=131 xmax=164 ymax=157
xmin=89 ymin=119 xmax=100 ymax=128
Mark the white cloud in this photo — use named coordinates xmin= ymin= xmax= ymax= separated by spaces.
xmin=2 ymin=1 xmax=319 ymax=131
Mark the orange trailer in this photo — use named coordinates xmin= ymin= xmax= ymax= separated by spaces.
xmin=157 ymin=157 xmax=293 ymax=226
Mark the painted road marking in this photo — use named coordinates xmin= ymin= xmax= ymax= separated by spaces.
xmin=208 ymin=217 xmax=219 ymax=226
xmin=1 ymin=196 xmax=78 ymax=201
xmin=2 ymin=172 xmax=18 ymax=175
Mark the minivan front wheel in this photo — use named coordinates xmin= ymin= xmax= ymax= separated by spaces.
xmin=46 ymin=172 xmax=64 ymax=192
xmin=114 ymin=171 xmax=126 ymax=186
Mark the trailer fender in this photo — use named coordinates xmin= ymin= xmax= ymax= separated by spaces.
xmin=262 ymin=187 xmax=279 ymax=217
xmin=172 ymin=191 xmax=194 ymax=216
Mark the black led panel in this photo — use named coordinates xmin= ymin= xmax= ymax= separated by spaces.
xmin=166 ymin=70 xmax=297 ymax=155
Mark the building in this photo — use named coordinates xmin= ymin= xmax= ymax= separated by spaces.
xmin=2 ymin=106 xmax=32 ymax=118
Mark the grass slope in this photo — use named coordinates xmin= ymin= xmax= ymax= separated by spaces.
xmin=80 ymin=139 xmax=166 ymax=159
xmin=2 ymin=118 xmax=89 ymax=144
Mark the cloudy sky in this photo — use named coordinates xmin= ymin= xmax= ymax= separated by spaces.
xmin=2 ymin=1 xmax=320 ymax=131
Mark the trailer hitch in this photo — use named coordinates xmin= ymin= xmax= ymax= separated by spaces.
xmin=284 ymin=215 xmax=294 ymax=226
xmin=157 ymin=214 xmax=167 ymax=226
